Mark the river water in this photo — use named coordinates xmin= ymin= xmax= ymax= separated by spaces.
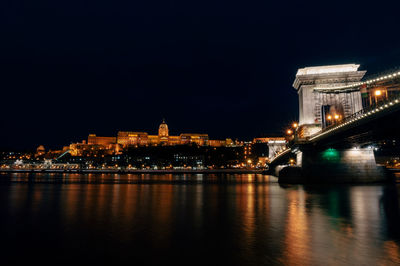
xmin=0 ymin=173 xmax=399 ymax=265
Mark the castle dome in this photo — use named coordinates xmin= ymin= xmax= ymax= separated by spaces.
xmin=158 ymin=119 xmax=169 ymax=138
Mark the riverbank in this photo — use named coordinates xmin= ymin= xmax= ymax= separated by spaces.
xmin=0 ymin=168 xmax=264 ymax=174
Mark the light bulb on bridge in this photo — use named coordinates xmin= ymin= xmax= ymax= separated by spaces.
xmin=375 ymin=90 xmax=382 ymax=96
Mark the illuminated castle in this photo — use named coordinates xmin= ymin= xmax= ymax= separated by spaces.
xmin=85 ymin=119 xmax=229 ymax=149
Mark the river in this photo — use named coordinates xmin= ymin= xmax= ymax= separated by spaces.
xmin=0 ymin=173 xmax=399 ymax=265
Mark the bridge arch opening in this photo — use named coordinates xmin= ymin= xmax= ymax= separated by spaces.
xmin=321 ymin=103 xmax=345 ymax=128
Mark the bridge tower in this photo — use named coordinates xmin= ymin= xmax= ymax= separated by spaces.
xmin=293 ymin=64 xmax=366 ymax=137
xmin=267 ymin=139 xmax=287 ymax=159
xmin=269 ymin=64 xmax=400 ymax=183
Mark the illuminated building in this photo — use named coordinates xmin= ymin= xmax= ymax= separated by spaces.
xmin=117 ymin=132 xmax=148 ymax=146
xmin=148 ymin=135 xmax=159 ymax=145
xmin=208 ymin=138 xmax=235 ymax=147
xmin=35 ymin=145 xmax=46 ymax=158
xmin=179 ymin=133 xmax=209 ymax=145
xmin=253 ymin=137 xmax=285 ymax=143
xmin=225 ymin=138 xmax=234 ymax=146
xmin=243 ymin=142 xmax=252 ymax=162
xmin=88 ymin=134 xmax=116 ymax=146
xmin=116 ymin=120 xmax=211 ymax=147
xmin=208 ymin=140 xmax=225 ymax=147
xmin=168 ymin=135 xmax=180 ymax=145
xmin=58 ymin=119 xmax=237 ymax=158
xmin=158 ymin=119 xmax=169 ymax=143
xmin=257 ymin=157 xmax=268 ymax=167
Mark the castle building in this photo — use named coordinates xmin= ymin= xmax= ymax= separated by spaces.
xmin=208 ymin=140 xmax=225 ymax=147
xmin=168 ymin=135 xmax=180 ymax=145
xmin=62 ymin=119 xmax=235 ymax=157
xmin=117 ymin=132 xmax=148 ymax=146
xmin=179 ymin=133 xmax=209 ymax=145
xmin=116 ymin=120 xmax=210 ymax=147
xmin=88 ymin=134 xmax=116 ymax=146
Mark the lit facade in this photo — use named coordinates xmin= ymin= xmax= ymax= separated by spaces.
xmin=117 ymin=132 xmax=148 ymax=146
xmin=253 ymin=137 xmax=285 ymax=143
xmin=56 ymin=119 xmax=237 ymax=158
xmin=179 ymin=133 xmax=209 ymax=145
xmin=88 ymin=134 xmax=116 ymax=146
xmin=116 ymin=120 xmax=212 ymax=147
xmin=158 ymin=119 xmax=169 ymax=143
xmin=208 ymin=140 xmax=225 ymax=147
xmin=168 ymin=136 xmax=180 ymax=145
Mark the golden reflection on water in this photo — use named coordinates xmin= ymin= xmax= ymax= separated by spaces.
xmin=243 ymin=184 xmax=255 ymax=243
xmin=283 ymin=188 xmax=310 ymax=265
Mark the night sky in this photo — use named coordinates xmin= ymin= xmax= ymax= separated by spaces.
xmin=1 ymin=1 xmax=400 ymax=150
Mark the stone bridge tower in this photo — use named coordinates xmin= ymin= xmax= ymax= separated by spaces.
xmin=293 ymin=64 xmax=366 ymax=137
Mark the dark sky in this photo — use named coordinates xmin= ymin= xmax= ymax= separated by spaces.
xmin=1 ymin=0 xmax=400 ymax=150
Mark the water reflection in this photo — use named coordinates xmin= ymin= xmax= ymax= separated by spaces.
xmin=0 ymin=174 xmax=399 ymax=265
xmin=1 ymin=172 xmax=277 ymax=184
xmin=283 ymin=188 xmax=311 ymax=265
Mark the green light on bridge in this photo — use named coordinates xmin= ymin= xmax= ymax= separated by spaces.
xmin=322 ymin=148 xmax=340 ymax=162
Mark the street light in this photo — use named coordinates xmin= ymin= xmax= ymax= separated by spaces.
xmin=374 ymin=89 xmax=384 ymax=106
xmin=327 ymin=115 xmax=332 ymax=120
xmin=334 ymin=114 xmax=340 ymax=120
xmin=292 ymin=122 xmax=298 ymax=128
xmin=286 ymin=129 xmax=293 ymax=135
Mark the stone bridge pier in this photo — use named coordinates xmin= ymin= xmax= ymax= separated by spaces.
xmin=279 ymin=147 xmax=388 ymax=183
